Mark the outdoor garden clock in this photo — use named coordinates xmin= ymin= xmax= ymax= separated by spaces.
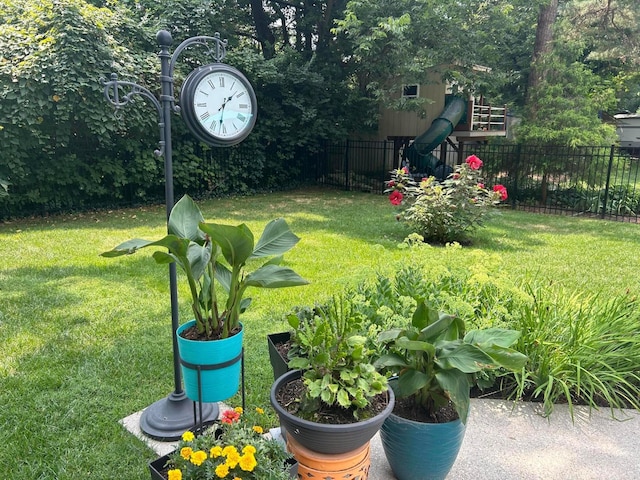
xmin=180 ymin=63 xmax=257 ymax=147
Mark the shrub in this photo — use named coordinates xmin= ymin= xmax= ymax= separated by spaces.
xmin=386 ymin=155 xmax=507 ymax=244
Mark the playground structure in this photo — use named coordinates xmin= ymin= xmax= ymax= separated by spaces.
xmin=374 ymin=72 xmax=507 ymax=178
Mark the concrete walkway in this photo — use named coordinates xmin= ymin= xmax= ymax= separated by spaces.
xmin=122 ymin=398 xmax=640 ymax=479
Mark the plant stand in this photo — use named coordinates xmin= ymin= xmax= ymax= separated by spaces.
xmin=286 ymin=435 xmax=370 ymax=480
xmin=180 ymin=348 xmax=246 ymax=433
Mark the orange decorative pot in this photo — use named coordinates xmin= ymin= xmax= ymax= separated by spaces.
xmin=286 ymin=435 xmax=370 ymax=480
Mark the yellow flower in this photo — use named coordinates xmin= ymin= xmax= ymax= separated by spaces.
xmin=242 ymin=445 xmax=257 ymax=455
xmin=233 ymin=477 xmax=241 ymax=480
xmin=255 ymin=407 xmax=264 ymax=414
xmin=180 ymin=447 xmax=193 ymax=460
xmin=252 ymin=425 xmax=263 ymax=434
xmin=226 ymin=452 xmax=240 ymax=469
xmin=167 ymin=469 xmax=182 ymax=480
xmin=190 ymin=450 xmax=208 ymax=466
xmin=215 ymin=463 xmax=230 ymax=478
xmin=239 ymin=453 xmax=257 ymax=472
xmin=234 ymin=406 xmax=243 ymax=414
xmin=210 ymin=446 xmax=223 ymax=458
xmin=222 ymin=445 xmax=239 ymax=457
xmin=181 ymin=431 xmax=195 ymax=442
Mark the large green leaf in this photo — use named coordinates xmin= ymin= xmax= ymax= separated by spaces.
xmin=464 ymin=328 xmax=521 ymax=349
xmin=252 ymin=218 xmax=301 ymax=258
xmin=168 ymin=195 xmax=205 ymax=242
xmin=200 ymin=222 xmax=254 ymax=267
xmin=396 ymin=369 xmax=431 ymax=398
xmin=244 ymin=264 xmax=309 ymax=288
xmin=411 ymin=300 xmax=439 ymax=330
xmin=374 ymin=353 xmax=408 ymax=369
xmin=435 ymin=369 xmax=471 ymax=423
xmin=100 ymin=238 xmax=154 ymax=257
xmin=186 ymin=241 xmax=211 ymax=281
xmin=435 ymin=343 xmax=495 ymax=373
xmin=481 ymin=344 xmax=529 ymax=371
xmin=418 ymin=312 xmax=457 ymax=342
xmin=396 ymin=337 xmax=436 ymax=356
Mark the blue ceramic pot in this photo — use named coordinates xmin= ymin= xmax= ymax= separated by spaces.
xmin=176 ymin=320 xmax=244 ymax=403
xmin=380 ymin=410 xmax=466 ymax=480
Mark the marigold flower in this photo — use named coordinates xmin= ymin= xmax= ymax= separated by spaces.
xmin=493 ymin=184 xmax=508 ymax=201
xmin=255 ymin=407 xmax=264 ymax=415
xmin=210 ymin=446 xmax=223 ymax=458
xmin=180 ymin=447 xmax=193 ymax=460
xmin=234 ymin=407 xmax=243 ymax=414
xmin=466 ymin=155 xmax=483 ymax=170
xmin=242 ymin=445 xmax=257 ymax=455
xmin=222 ymin=445 xmax=239 ymax=457
xmin=181 ymin=431 xmax=195 ymax=442
xmin=389 ymin=190 xmax=404 ymax=206
xmin=215 ymin=463 xmax=230 ymax=478
xmin=190 ymin=450 xmax=208 ymax=466
xmin=239 ymin=453 xmax=258 ymax=472
xmin=252 ymin=425 xmax=263 ymax=434
xmin=225 ymin=449 xmax=241 ymax=468
xmin=167 ymin=469 xmax=182 ymax=480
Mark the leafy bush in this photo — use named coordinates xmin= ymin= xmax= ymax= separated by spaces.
xmin=386 ymin=156 xmax=508 ymax=244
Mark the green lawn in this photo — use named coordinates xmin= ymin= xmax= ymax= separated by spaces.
xmin=1 ymin=188 xmax=639 ymax=479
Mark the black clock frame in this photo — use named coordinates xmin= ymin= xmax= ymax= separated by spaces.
xmin=180 ymin=63 xmax=258 ymax=147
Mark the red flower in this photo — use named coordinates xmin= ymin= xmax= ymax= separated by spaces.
xmin=421 ymin=177 xmax=428 ymax=182
xmin=387 ymin=180 xmax=395 ymax=187
xmin=465 ymin=155 xmax=483 ymax=170
xmin=401 ymin=166 xmax=409 ymax=174
xmin=453 ymin=173 xmax=460 ymax=180
xmin=221 ymin=409 xmax=241 ymax=424
xmin=389 ymin=190 xmax=404 ymax=206
xmin=493 ymin=184 xmax=508 ymax=201
xmin=477 ymin=183 xmax=485 ymax=189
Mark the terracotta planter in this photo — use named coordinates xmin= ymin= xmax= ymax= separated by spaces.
xmin=267 ymin=331 xmax=292 ymax=381
xmin=270 ymin=369 xmax=394 ymax=454
xmin=286 ymin=435 xmax=370 ymax=480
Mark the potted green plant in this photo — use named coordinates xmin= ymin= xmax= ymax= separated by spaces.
xmin=102 ymin=194 xmax=308 ymax=402
xmin=375 ymin=300 xmax=528 ymax=480
xmin=270 ymin=294 xmax=394 ymax=456
xmin=149 ymin=405 xmax=298 ymax=480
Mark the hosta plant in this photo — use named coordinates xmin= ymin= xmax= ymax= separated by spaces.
xmin=376 ymin=300 xmax=528 ymax=424
xmin=386 ymin=155 xmax=508 ymax=244
xmin=102 ymin=194 xmax=308 ymax=340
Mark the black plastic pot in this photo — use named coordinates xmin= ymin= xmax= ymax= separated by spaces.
xmin=270 ymin=369 xmax=395 ymax=454
xmin=148 ymin=452 xmax=298 ymax=479
xmin=267 ymin=331 xmax=292 ymax=381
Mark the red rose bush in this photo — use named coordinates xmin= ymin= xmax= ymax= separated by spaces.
xmin=385 ymin=155 xmax=507 ymax=244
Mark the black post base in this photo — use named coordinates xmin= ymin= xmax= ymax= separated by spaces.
xmin=140 ymin=391 xmax=219 ymax=441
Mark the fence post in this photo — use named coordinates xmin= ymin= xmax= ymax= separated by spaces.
xmin=601 ymin=145 xmax=615 ymax=219
xmin=511 ymin=144 xmax=521 ymax=209
xmin=382 ymin=140 xmax=387 ymax=194
xmin=344 ymin=139 xmax=350 ymax=190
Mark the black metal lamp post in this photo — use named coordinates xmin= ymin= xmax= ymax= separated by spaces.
xmin=102 ymin=30 xmax=231 ymax=441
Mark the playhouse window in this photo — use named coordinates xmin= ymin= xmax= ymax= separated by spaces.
xmin=402 ymin=84 xmax=419 ymax=98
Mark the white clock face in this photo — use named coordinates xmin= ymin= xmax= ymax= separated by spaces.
xmin=192 ymin=71 xmax=255 ymax=140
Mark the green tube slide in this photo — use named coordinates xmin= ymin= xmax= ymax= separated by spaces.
xmin=406 ymin=96 xmax=466 ymax=176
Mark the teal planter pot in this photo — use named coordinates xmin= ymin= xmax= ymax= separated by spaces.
xmin=176 ymin=320 xmax=244 ymax=403
xmin=380 ymin=411 xmax=466 ymax=480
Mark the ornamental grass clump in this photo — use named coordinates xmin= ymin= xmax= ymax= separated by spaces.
xmin=386 ymin=155 xmax=507 ymax=244
xmin=165 ymin=406 xmax=294 ymax=480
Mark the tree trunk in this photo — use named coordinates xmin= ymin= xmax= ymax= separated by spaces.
xmin=250 ymin=0 xmax=276 ymax=59
xmin=527 ymin=0 xmax=559 ymax=104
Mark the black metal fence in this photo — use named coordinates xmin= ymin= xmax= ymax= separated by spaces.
xmin=311 ymin=140 xmax=640 ymax=222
